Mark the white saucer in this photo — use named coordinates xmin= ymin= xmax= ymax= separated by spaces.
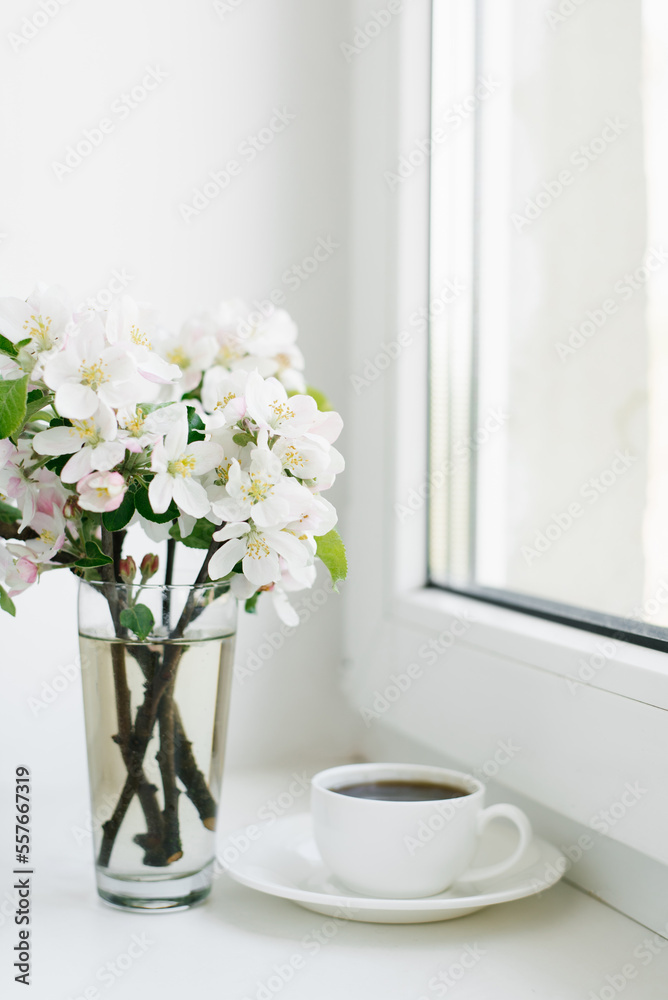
xmin=223 ymin=812 xmax=567 ymax=924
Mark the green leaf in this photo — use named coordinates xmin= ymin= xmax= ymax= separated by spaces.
xmin=0 ymin=334 xmax=18 ymax=358
xmin=74 ymin=540 xmax=113 ymax=569
xmin=24 ymin=389 xmax=50 ymax=421
xmin=170 ymin=516 xmax=217 ymax=550
xmin=134 ymin=484 xmax=179 ymax=524
xmin=244 ymin=591 xmax=261 ymax=614
xmin=0 ymin=585 xmax=16 ymax=616
xmin=186 ymin=405 xmax=206 ymax=443
xmin=102 ymin=486 xmax=136 ymax=531
xmin=120 ymin=603 xmax=155 ymax=641
xmin=45 ymin=454 xmax=69 ymax=476
xmin=0 ymin=499 xmax=20 ymax=524
xmin=233 ymin=431 xmax=254 ymax=447
xmin=136 ymin=401 xmax=173 ymax=417
xmin=0 ymin=375 xmax=28 ymax=439
xmin=315 ymin=528 xmax=347 ymax=591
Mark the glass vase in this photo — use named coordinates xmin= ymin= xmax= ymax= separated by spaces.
xmin=78 ymin=579 xmax=237 ymax=911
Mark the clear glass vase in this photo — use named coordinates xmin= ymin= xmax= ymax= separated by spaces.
xmin=78 ymin=579 xmax=237 ymax=912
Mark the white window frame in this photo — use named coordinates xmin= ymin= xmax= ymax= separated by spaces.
xmin=345 ymin=0 xmax=668 ymax=933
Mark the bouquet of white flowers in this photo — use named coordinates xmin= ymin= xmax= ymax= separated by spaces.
xmin=0 ymin=284 xmax=345 ymax=884
xmin=0 ymin=284 xmax=345 ymax=618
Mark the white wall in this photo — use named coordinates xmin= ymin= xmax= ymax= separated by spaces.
xmin=0 ymin=0 xmax=359 ymax=782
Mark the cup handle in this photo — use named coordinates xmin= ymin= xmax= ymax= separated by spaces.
xmin=458 ymin=804 xmax=533 ymax=883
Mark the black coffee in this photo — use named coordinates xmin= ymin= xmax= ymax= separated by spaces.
xmin=334 ymin=780 xmax=470 ymax=802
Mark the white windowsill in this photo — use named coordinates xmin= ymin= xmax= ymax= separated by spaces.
xmin=36 ymin=765 xmax=668 ymax=999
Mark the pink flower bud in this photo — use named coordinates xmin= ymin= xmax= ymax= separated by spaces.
xmin=119 ymin=556 xmax=137 ymax=585
xmin=140 ymin=553 xmax=160 ymax=582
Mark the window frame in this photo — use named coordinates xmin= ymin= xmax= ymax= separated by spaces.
xmin=345 ymin=0 xmax=668 ymax=934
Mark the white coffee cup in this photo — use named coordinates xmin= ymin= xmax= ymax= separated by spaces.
xmin=311 ymin=762 xmax=533 ymax=899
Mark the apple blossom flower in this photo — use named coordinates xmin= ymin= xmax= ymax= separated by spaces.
xmin=284 ymin=492 xmax=338 ymax=537
xmin=77 ymin=471 xmax=127 ymax=512
xmin=0 ymin=442 xmax=66 ymax=529
xmin=210 ymin=437 xmax=312 ymax=528
xmin=105 ymin=296 xmax=182 ymax=386
xmin=41 ymin=314 xmax=139 ymax=419
xmin=32 ymin=402 xmax=125 ymax=483
xmin=239 ymin=307 xmax=306 ymax=392
xmin=0 ymin=284 xmax=73 ymax=367
xmin=116 ymin=401 xmax=182 ymax=453
xmin=208 ymin=520 xmax=311 ymax=588
xmin=244 ymin=372 xmax=318 ymax=438
xmin=201 ymin=368 xmax=249 ymax=425
xmin=272 ymin=434 xmax=340 ymax=482
xmin=154 ymin=320 xmax=218 ymax=394
xmin=149 ymin=415 xmax=223 ymax=518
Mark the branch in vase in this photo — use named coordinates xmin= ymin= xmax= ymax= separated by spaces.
xmin=97 ymin=540 xmax=222 ymax=867
xmin=127 ymin=642 xmax=217 ymax=828
xmin=157 ymin=677 xmax=183 ymax=863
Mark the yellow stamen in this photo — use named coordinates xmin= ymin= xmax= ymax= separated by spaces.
xmin=269 ymin=401 xmax=295 ymax=422
xmin=246 ymin=534 xmax=270 ymax=560
xmin=215 ymin=392 xmax=237 ymax=410
xmin=131 ymin=325 xmax=152 ymax=349
xmin=79 ymin=360 xmax=108 ymax=389
xmin=23 ymin=314 xmax=53 ymax=352
xmin=166 ymin=347 xmax=190 ymax=369
xmin=75 ymin=420 xmax=98 ymax=442
xmin=242 ymin=475 xmax=272 ymax=504
xmin=215 ymin=461 xmax=231 ymax=485
xmin=282 ymin=445 xmax=304 ymax=470
xmin=168 ymin=454 xmax=197 ymax=477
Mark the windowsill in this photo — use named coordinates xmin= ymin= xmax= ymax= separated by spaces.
xmin=39 ymin=765 xmax=668 ymax=999
xmin=393 ymin=586 xmax=668 ymax=710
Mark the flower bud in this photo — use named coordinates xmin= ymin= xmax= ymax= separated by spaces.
xmin=119 ymin=556 xmax=137 ymax=585
xmin=63 ymin=495 xmax=81 ymax=519
xmin=140 ymin=553 xmax=160 ymax=582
